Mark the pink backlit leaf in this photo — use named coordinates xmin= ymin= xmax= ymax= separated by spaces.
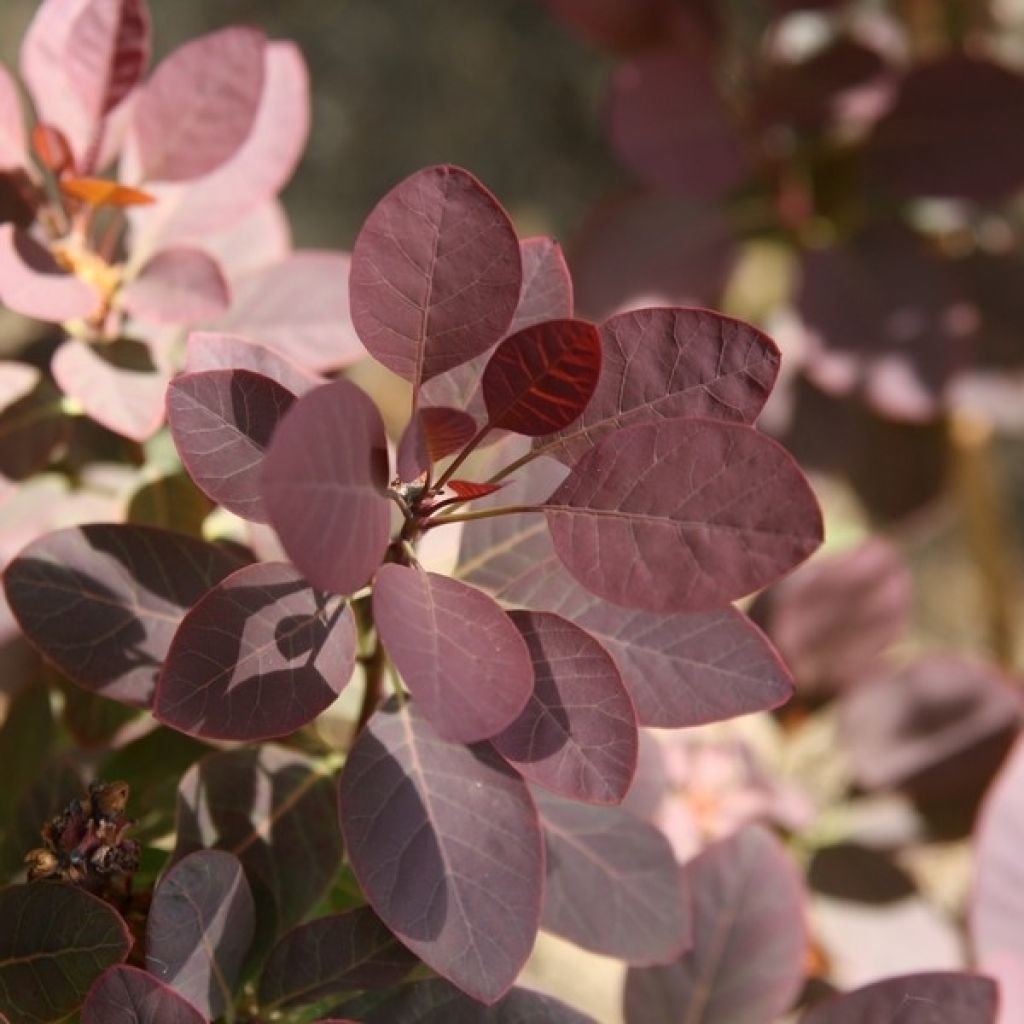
xmin=132 ymin=27 xmax=265 ymax=183
xmin=537 ymin=789 xmax=689 ymax=963
xmin=185 ymin=331 xmax=323 ymax=395
xmin=167 ymin=368 xmax=295 ymax=521
xmin=545 ymin=418 xmax=823 ymax=613
xmin=262 ymin=378 xmax=391 ymax=595
xmin=198 ymin=198 xmax=291 ymax=279
xmin=155 ymin=561 xmax=356 ymax=741
xmin=493 ymin=610 xmax=637 ymax=804
xmin=0 ymin=65 xmax=26 ymax=169
xmin=350 ymin=164 xmax=522 ymax=389
xmin=121 ymin=246 xmax=230 ymax=324
xmin=338 ymin=702 xmax=544 ymax=1004
xmin=82 ymin=966 xmax=205 ymax=1024
xmin=373 ymin=564 xmax=533 ymax=743
xmin=0 ymin=225 xmax=98 ymax=322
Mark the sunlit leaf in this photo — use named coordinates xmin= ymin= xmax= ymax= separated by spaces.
xmin=186 ymin=331 xmax=323 ymax=396
xmin=121 ymin=247 xmax=230 ymax=323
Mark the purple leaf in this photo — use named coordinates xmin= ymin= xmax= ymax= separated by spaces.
xmin=396 ymin=406 xmax=478 ymax=481
xmin=482 ymin=319 xmax=602 ymax=436
xmin=338 ymin=702 xmax=544 ymax=1004
xmin=350 ymin=164 xmax=522 ymax=388
xmin=0 ymin=881 xmax=132 ymax=1024
xmin=132 ymin=27 xmax=265 ymax=182
xmin=81 ymin=966 xmax=205 ymax=1024
xmin=373 ymin=565 xmax=533 ymax=743
xmin=511 ymin=236 xmax=575 ymax=333
xmin=0 ymin=225 xmax=98 ymax=322
xmin=493 ymin=610 xmax=637 ymax=804
xmin=545 ymin=418 xmax=823 ymax=613
xmin=609 ymin=47 xmax=751 ymax=199
xmin=262 ymin=378 xmax=391 ymax=595
xmin=121 ymin=247 xmax=230 ymax=323
xmin=167 ymin=368 xmax=295 ymax=521
xmin=155 ymin=561 xmax=356 ymax=740
xmin=624 ymin=826 xmax=807 ymax=1024
xmin=259 ymin=907 xmax=418 ymax=1010
xmin=0 ymin=65 xmax=26 ymax=169
xmin=361 ymin=979 xmax=598 ymax=1023
xmin=214 ymin=251 xmax=364 ymax=372
xmin=51 ymin=337 xmax=169 ymax=442
xmin=4 ymin=524 xmax=245 ymax=706
xmin=536 ymin=789 xmax=689 ymax=963
xmin=174 ymin=744 xmax=344 ymax=953
xmin=146 ymin=849 xmax=255 ymax=1020
xmin=801 ymin=973 xmax=998 ymax=1023
xmin=185 ymin=331 xmax=323 ymax=395
xmin=538 ymin=307 xmax=779 ymax=464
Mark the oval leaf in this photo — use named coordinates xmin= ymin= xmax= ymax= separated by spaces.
xmin=121 ymin=247 xmax=230 ymax=323
xmin=156 ymin=561 xmax=356 ymax=740
xmin=350 ymin=164 xmax=522 ymax=388
xmin=186 ymin=331 xmax=323 ymax=395
xmin=0 ymin=224 xmax=98 ymax=322
xmin=545 ymin=418 xmax=823 ymax=613
xmin=146 ymin=849 xmax=255 ymax=1020
xmin=493 ymin=610 xmax=637 ymax=804
xmin=338 ymin=703 xmax=544 ymax=1004
xmin=82 ymin=966 xmax=205 ymax=1024
xmin=4 ymin=523 xmax=245 ymax=706
xmin=262 ymin=377 xmax=391 ymax=596
xmin=624 ymin=826 xmax=807 ymax=1024
xmin=396 ymin=406 xmax=477 ymax=482
xmin=537 ymin=789 xmax=690 ymax=963
xmin=167 ymin=368 xmax=295 ymax=521
xmin=373 ymin=565 xmax=533 ymax=743
xmin=0 ymin=881 xmax=132 ymax=1024
xmin=133 ymin=27 xmax=265 ymax=182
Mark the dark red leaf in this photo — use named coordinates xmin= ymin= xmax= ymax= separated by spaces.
xmin=538 ymin=307 xmax=779 ymax=464
xmin=373 ymin=564 xmax=533 ymax=743
xmin=133 ymin=27 xmax=265 ymax=182
xmin=0 ymin=225 xmax=98 ymax=322
xmin=262 ymin=377 xmax=391 ymax=596
xmin=493 ymin=610 xmax=637 ymax=804
xmin=448 ymin=479 xmax=502 ymax=500
xmin=82 ymin=966 xmax=205 ymax=1024
xmin=4 ymin=524 xmax=245 ymax=706
xmin=338 ymin=702 xmax=544 ymax=1004
xmin=146 ymin=849 xmax=255 ymax=1020
xmin=482 ymin=319 xmax=601 ymax=436
xmin=31 ymin=123 xmax=73 ymax=175
xmin=350 ymin=164 xmax=522 ymax=388
xmin=624 ymin=826 xmax=807 ymax=1024
xmin=0 ymin=881 xmax=132 ymax=1024
xmin=396 ymin=406 xmax=478 ymax=481
xmin=121 ymin=247 xmax=230 ymax=323
xmin=545 ymin=418 xmax=823 ymax=612
xmin=537 ymin=789 xmax=689 ymax=963
xmin=185 ymin=331 xmax=323 ymax=395
xmin=155 ymin=561 xmax=356 ymax=740
xmin=801 ymin=973 xmax=998 ymax=1023
xmin=167 ymin=368 xmax=295 ymax=522
xmin=259 ymin=907 xmax=418 ymax=1010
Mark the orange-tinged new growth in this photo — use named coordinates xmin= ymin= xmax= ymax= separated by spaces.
xmin=61 ymin=176 xmax=157 ymax=209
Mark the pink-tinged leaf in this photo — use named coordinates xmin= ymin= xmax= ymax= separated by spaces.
xmin=536 ymin=789 xmax=689 ymax=963
xmin=146 ymin=849 xmax=255 ymax=1020
xmin=259 ymin=907 xmax=418 ymax=1011
xmin=121 ymin=247 xmax=230 ymax=323
xmin=511 ymin=236 xmax=575 ymax=333
xmin=338 ymin=702 xmax=544 ymax=1005
xmin=0 ymin=364 xmax=70 ymax=481
xmin=482 ymin=319 xmax=602 ymax=436
xmin=3 ymin=523 xmax=245 ymax=706
xmin=624 ymin=826 xmax=807 ymax=1024
xmin=350 ymin=164 xmax=522 ymax=388
xmin=0 ymin=65 xmax=26 ymax=169
xmin=214 ymin=252 xmax=364 ymax=372
xmin=155 ymin=561 xmax=356 ymax=741
xmin=493 ymin=610 xmax=637 ymax=804
xmin=199 ymin=198 xmax=291 ymax=279
xmin=609 ymin=47 xmax=751 ymax=199
xmin=0 ymin=881 xmax=132 ymax=1024
xmin=82 ymin=966 xmax=205 ymax=1024
xmin=186 ymin=331 xmax=322 ymax=395
xmin=546 ymin=418 xmax=823 ymax=613
xmin=52 ymin=337 xmax=169 ymax=441
xmin=133 ymin=27 xmax=265 ymax=183
xmin=448 ymin=479 xmax=502 ymax=500
xmin=801 ymin=973 xmax=998 ymax=1023
xmin=544 ymin=0 xmax=668 ymax=51
xmin=174 ymin=745 xmax=344 ymax=954
xmin=396 ymin=406 xmax=478 ymax=481
xmin=167 ymin=368 xmax=295 ymax=521
xmin=262 ymin=378 xmax=390 ymax=595
xmin=538 ymin=307 xmax=779 ymax=464
xmin=373 ymin=564 xmax=533 ymax=743
xmin=66 ymin=0 xmax=150 ymax=120
xmin=865 ymin=55 xmax=1024 ymax=200
xmin=0 ymin=225 xmax=98 ymax=322
xmin=361 ymin=979 xmax=598 ymax=1022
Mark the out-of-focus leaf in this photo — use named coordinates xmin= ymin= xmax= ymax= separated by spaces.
xmin=59 ymin=677 xmax=138 ymax=748
xmin=62 ymin=175 xmax=155 ymax=208
xmin=0 ymin=225 xmax=98 ymax=322
xmin=0 ymin=366 xmax=69 ymax=481
xmin=0 ymin=679 xmax=53 ymax=823
xmin=81 ymin=965 xmax=205 ymax=1024
xmin=544 ymin=0 xmax=669 ymax=51
xmin=126 ymin=470 xmax=213 ymax=535
xmin=0 ymin=65 xmax=26 ymax=169
xmin=186 ymin=331 xmax=322 ymax=395
xmin=121 ymin=247 xmax=230 ymax=323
